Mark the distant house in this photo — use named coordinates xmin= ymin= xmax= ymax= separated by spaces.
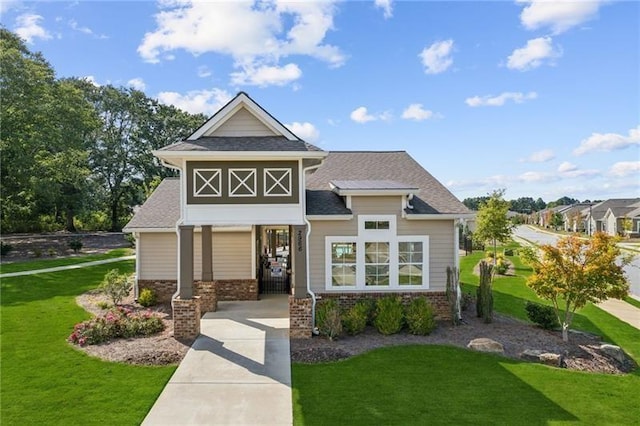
xmin=561 ymin=203 xmax=593 ymax=232
xmin=585 ymin=198 xmax=640 ymax=236
xmin=600 ymin=201 xmax=640 ymax=237
xmin=538 ymin=205 xmax=569 ymax=228
xmin=123 ymin=92 xmax=473 ymax=339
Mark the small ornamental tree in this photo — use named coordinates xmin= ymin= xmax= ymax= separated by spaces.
xmin=521 ymin=233 xmax=631 ymax=342
xmin=474 ymin=189 xmax=514 ymax=262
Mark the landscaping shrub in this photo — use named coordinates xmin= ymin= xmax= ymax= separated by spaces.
xmin=68 ymin=306 xmax=164 ymax=346
xmin=100 ymin=269 xmax=132 ymax=305
xmin=495 ymin=259 xmax=509 ymax=275
xmin=374 ymin=296 xmax=404 ymax=335
xmin=0 ymin=241 xmax=13 ymax=256
xmin=32 ymin=247 xmax=43 ymax=258
xmin=504 ymin=248 xmax=514 ymax=256
xmin=138 ymin=288 xmax=157 ymax=307
xmin=68 ymin=238 xmax=83 ymax=253
xmin=405 ymin=297 xmax=436 ymax=335
xmin=525 ymin=301 xmax=560 ymax=330
xmin=342 ymin=301 xmax=369 ymax=335
xmin=476 ymin=261 xmax=494 ymax=323
xmin=485 ymin=251 xmax=495 ymax=259
xmin=97 ymin=301 xmax=110 ymax=310
xmin=316 ymin=299 xmax=342 ymax=340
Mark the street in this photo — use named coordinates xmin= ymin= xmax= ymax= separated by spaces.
xmin=512 ymin=225 xmax=640 ymax=298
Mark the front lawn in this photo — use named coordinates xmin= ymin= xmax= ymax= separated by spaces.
xmin=293 ymin=345 xmax=639 ymax=425
xmin=0 ymin=247 xmax=133 ymax=274
xmin=0 ymin=260 xmax=174 ymax=425
xmin=292 ymin=244 xmax=640 ymax=425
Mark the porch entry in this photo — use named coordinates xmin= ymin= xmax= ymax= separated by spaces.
xmin=258 ymin=226 xmax=291 ymax=295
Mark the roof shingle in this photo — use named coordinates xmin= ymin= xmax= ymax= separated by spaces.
xmin=159 ymin=136 xmax=323 ymax=152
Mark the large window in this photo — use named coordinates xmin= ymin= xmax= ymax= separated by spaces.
xmin=365 ymin=242 xmax=390 ymax=286
xmin=330 ymin=241 xmax=357 ymax=287
xmin=326 ymin=218 xmax=428 ymax=290
xmin=398 ymin=241 xmax=423 ymax=286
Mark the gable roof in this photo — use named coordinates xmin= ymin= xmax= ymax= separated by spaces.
xmin=589 ymin=198 xmax=640 ymax=220
xmin=305 ymin=151 xmax=470 ymax=215
xmin=123 ymin=178 xmax=180 ymax=231
xmin=159 ymin=136 xmax=323 ymax=153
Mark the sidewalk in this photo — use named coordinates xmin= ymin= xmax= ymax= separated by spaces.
xmin=0 ymin=255 xmax=135 ymax=278
xmin=597 ymin=299 xmax=640 ymax=330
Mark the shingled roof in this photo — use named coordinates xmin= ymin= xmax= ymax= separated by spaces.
xmin=159 ymin=136 xmax=323 ymax=153
xmin=589 ymin=198 xmax=640 ymax=220
xmin=306 ymin=151 xmax=470 ymax=215
xmin=123 ymin=178 xmax=180 ymax=231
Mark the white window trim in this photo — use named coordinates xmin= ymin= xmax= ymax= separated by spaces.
xmin=325 ymin=234 xmax=429 ymax=291
xmin=264 ymin=168 xmax=292 ymax=197
xmin=358 ymin=214 xmax=396 ymax=237
xmin=193 ymin=168 xmax=222 ymax=197
xmin=229 ymin=168 xmax=256 ymax=197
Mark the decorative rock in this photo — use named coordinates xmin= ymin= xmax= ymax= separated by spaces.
xmin=467 ymin=338 xmax=504 ymax=354
xmin=521 ymin=349 xmax=544 ymax=362
xmin=539 ymin=353 xmax=563 ymax=367
xmin=600 ymin=344 xmax=626 ymax=363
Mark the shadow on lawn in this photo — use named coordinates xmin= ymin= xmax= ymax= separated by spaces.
xmin=0 ymin=261 xmax=133 ymax=307
xmin=292 ymin=345 xmax=578 ymax=425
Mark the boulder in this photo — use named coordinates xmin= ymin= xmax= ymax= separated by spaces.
xmin=467 ymin=338 xmax=504 ymax=354
xmin=520 ymin=349 xmax=544 ymax=362
xmin=600 ymin=344 xmax=626 ymax=363
xmin=539 ymin=352 xmax=563 ymax=367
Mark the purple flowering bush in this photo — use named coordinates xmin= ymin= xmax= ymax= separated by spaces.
xmin=68 ymin=306 xmax=164 ymax=346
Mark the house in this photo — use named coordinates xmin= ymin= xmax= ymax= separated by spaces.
xmin=123 ymin=92 xmax=473 ymax=339
xmin=538 ymin=205 xmax=569 ymax=229
xmin=584 ymin=198 xmax=640 ymax=236
xmin=601 ymin=201 xmax=640 ymax=237
xmin=560 ymin=203 xmax=593 ymax=232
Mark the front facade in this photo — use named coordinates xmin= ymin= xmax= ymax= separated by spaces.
xmin=124 ymin=92 xmax=472 ymax=339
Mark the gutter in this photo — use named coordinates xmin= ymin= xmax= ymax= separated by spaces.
xmin=159 ymin=158 xmax=184 ymax=307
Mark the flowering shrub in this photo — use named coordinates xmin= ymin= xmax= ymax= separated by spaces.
xmin=68 ymin=306 xmax=164 ymax=346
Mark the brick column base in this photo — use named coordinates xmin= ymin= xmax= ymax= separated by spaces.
xmin=194 ymin=281 xmax=217 ymax=314
xmin=173 ymin=296 xmax=201 ymax=341
xmin=289 ymin=296 xmax=312 ymax=339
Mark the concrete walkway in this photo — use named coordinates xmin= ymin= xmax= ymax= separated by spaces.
xmin=143 ymin=295 xmax=292 ymax=426
xmin=0 ymin=255 xmax=135 ymax=278
xmin=597 ymin=299 xmax=640 ymax=330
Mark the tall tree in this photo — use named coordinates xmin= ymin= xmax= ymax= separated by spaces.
xmin=522 ymin=233 xmax=630 ymax=341
xmin=474 ymin=189 xmax=514 ymax=260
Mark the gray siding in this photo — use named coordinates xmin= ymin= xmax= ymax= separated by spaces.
xmin=212 ymin=108 xmax=277 ymax=137
xmin=308 ymin=195 xmax=455 ymax=293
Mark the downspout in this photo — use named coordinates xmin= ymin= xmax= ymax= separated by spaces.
xmin=302 ymin=160 xmax=324 ymax=333
xmin=454 ymin=218 xmax=462 ymax=321
xmin=160 ymin=158 xmax=184 ymax=307
xmin=133 ymin=232 xmax=140 ymax=301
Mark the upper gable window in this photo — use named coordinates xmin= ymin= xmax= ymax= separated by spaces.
xmin=264 ymin=168 xmax=292 ymax=197
xmin=193 ymin=169 xmax=221 ymax=197
xmin=359 ymin=215 xmax=396 ymax=235
xmin=229 ymin=168 xmax=256 ymax=197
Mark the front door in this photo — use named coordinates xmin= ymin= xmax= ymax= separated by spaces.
xmin=258 ymin=227 xmax=290 ymax=294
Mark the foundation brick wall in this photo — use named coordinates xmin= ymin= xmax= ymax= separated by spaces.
xmin=316 ymin=291 xmax=452 ymax=321
xmin=289 ymin=296 xmax=313 ymax=339
xmin=215 ymin=279 xmax=258 ymax=301
xmin=173 ymin=296 xmax=201 ymax=341
xmin=194 ymin=281 xmax=217 ymax=313
xmin=138 ymin=280 xmax=177 ymax=304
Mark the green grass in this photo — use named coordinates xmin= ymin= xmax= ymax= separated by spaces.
xmin=0 ymin=260 xmax=174 ymax=425
xmin=293 ymin=345 xmax=639 ymax=425
xmin=0 ymin=248 xmax=133 ymax=274
xmin=625 ymin=296 xmax=640 ymax=310
xmin=293 ymin=243 xmax=640 ymax=425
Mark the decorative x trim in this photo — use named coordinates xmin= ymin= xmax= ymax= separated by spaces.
xmin=193 ymin=169 xmax=221 ymax=197
xmin=264 ymin=168 xmax=291 ymax=196
xmin=229 ymin=169 xmax=256 ymax=197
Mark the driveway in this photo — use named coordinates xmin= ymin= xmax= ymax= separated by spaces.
xmin=143 ymin=295 xmax=292 ymax=425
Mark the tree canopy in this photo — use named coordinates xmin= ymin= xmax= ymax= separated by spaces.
xmin=473 ymin=189 xmax=514 ymax=259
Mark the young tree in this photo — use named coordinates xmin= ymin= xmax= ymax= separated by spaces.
xmin=521 ymin=233 xmax=631 ymax=341
xmin=550 ymin=212 xmax=564 ymax=230
xmin=474 ymin=189 xmax=514 ymax=261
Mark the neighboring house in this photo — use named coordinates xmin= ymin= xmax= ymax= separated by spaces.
xmin=124 ymin=92 xmax=473 ymax=339
xmin=601 ymin=202 xmax=640 ymax=237
xmin=538 ymin=205 xmax=568 ymax=228
xmin=561 ymin=203 xmax=592 ymax=232
xmin=584 ymin=198 xmax=640 ymax=236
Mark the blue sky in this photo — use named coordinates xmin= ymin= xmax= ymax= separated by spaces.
xmin=2 ymin=0 xmax=638 ymax=202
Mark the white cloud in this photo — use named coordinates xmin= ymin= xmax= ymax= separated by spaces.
xmin=349 ymin=106 xmax=392 ymax=124
xmin=127 ymin=78 xmax=146 ymax=91
xmin=0 ymin=0 xmax=20 ymax=14
xmin=197 ymin=66 xmax=212 ymax=78
xmin=609 ymin=161 xmax=640 ymax=177
xmin=82 ymin=76 xmax=101 ymax=87
xmin=401 ymin=104 xmax=434 ymax=121
xmin=68 ymin=19 xmax=108 ymax=39
xmin=419 ymin=39 xmax=454 ymax=75
xmin=285 ymin=122 xmax=319 ymax=143
xmin=14 ymin=13 xmax=52 ymax=44
xmin=138 ymin=1 xmax=344 ymax=87
xmin=523 ymin=149 xmax=555 ymax=163
xmin=230 ymin=63 xmax=302 ymax=87
xmin=156 ymin=88 xmax=232 ymax=116
xmin=350 ymin=107 xmax=376 ymax=123
xmin=557 ymin=161 xmax=577 ymax=173
xmin=465 ymin=91 xmax=537 ymax=107
xmin=518 ymin=0 xmax=604 ymax=34
xmin=507 ymin=37 xmax=562 ymax=71
xmin=375 ymin=0 xmax=393 ymax=19
xmin=574 ymin=126 xmax=640 ymax=155
xmin=519 ymin=171 xmax=556 ymax=183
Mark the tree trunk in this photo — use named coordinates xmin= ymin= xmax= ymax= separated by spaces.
xmin=65 ymin=207 xmax=76 ymax=232
xmin=110 ymin=201 xmax=119 ymax=232
xmin=562 ymin=323 xmax=569 ymax=342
